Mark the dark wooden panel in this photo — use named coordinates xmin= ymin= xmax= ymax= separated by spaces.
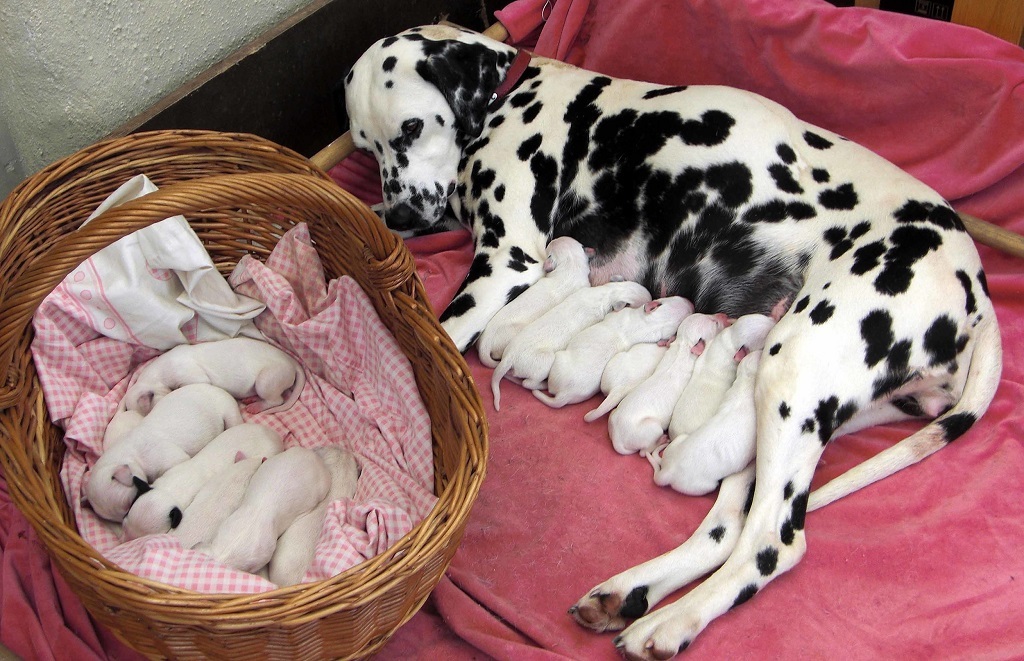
xmin=109 ymin=0 xmax=508 ymax=157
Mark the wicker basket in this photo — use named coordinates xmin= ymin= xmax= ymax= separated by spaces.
xmin=0 ymin=131 xmax=487 ymax=659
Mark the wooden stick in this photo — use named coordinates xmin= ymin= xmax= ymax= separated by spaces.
xmin=310 ymin=22 xmax=1024 ymax=261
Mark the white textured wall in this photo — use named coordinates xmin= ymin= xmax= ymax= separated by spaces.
xmin=0 ymin=0 xmax=314 ymax=193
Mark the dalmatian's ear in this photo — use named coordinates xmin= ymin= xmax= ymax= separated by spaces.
xmin=416 ymin=41 xmax=501 ymax=138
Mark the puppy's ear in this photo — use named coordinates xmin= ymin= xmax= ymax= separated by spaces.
xmin=132 ymin=476 xmax=151 ymax=495
xmin=416 ymin=41 xmax=501 ymax=138
xmin=136 ymin=392 xmax=154 ymax=415
xmin=113 ymin=465 xmax=134 ymax=487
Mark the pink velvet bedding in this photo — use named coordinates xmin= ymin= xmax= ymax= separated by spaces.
xmin=2 ymin=0 xmax=1022 ymax=658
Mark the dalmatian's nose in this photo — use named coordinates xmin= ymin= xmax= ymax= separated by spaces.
xmin=385 ymin=202 xmax=420 ymax=231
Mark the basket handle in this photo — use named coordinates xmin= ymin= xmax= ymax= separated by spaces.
xmin=0 ymin=172 xmax=405 ymax=410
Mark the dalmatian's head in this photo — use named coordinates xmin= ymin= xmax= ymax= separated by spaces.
xmin=345 ymin=26 xmax=515 ymax=232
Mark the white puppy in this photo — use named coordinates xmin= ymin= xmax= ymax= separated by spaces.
xmin=654 ymin=350 xmax=762 ymax=495
xmin=209 ymin=446 xmax=331 ymax=574
xmin=477 ymin=237 xmax=592 ymax=367
xmin=268 ymin=446 xmax=361 ymax=587
xmin=490 ymin=280 xmax=652 ymax=410
xmin=102 ymin=408 xmax=145 ymax=450
xmin=535 ymin=297 xmax=694 ymax=409
xmin=122 ymin=423 xmax=284 ymax=540
xmin=171 ymin=456 xmax=263 ymax=549
xmin=607 ymin=314 xmax=727 ymax=455
xmin=85 ymin=384 xmax=243 ymax=523
xmin=122 ymin=337 xmax=305 ymax=415
xmin=667 ymin=313 xmax=775 ymax=440
xmin=583 ymin=342 xmax=668 ymax=423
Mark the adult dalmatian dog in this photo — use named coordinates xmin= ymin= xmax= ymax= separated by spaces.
xmin=344 ymin=24 xmax=1002 ymax=659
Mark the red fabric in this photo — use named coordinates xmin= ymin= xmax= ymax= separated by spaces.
xmin=3 ymin=1 xmax=1024 ymax=658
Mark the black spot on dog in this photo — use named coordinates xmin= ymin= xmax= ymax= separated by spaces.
xmin=705 ymin=162 xmax=754 ymax=208
xmin=382 ymin=55 xmax=397 ymax=72
xmin=470 ymin=162 xmax=497 ymax=198
xmin=757 ymin=547 xmax=779 ymax=576
xmin=894 ymin=200 xmax=966 ymax=232
xmin=732 ymin=584 xmax=759 ymax=609
xmin=620 ymin=586 xmax=650 ymax=619
xmin=801 ymin=418 xmax=816 ymax=434
xmin=381 ymin=36 xmax=398 ymax=48
xmin=780 ymin=519 xmax=795 ymax=545
xmin=743 ymin=480 xmax=756 ymax=515
xmin=923 ymin=314 xmax=963 ymax=366
xmin=465 ymin=253 xmax=492 ymax=284
xmin=769 ymin=163 xmax=803 ymax=194
xmin=793 ymin=295 xmax=810 ymax=314
xmin=978 ymin=269 xmax=990 ymax=298
xmin=851 ymin=239 xmax=886 ymax=276
xmin=819 ymin=183 xmax=858 ymax=210
xmin=955 ymin=270 xmax=977 ymax=315
xmin=523 ymin=101 xmax=544 ymax=124
xmin=488 ymin=114 xmax=506 ymax=129
xmin=874 ymin=225 xmax=943 ymax=295
xmin=791 ymin=491 xmax=809 ymax=530
xmin=435 ymin=114 xmax=446 ymax=126
xmin=643 ymin=85 xmax=688 ymax=99
xmin=784 ymin=482 xmax=794 ymax=500
xmin=776 ymin=143 xmax=797 ymax=164
xmin=809 ymin=299 xmax=835 ymax=325
xmin=345 ymin=70 xmax=354 ymax=85
xmin=812 ymin=168 xmax=830 ymax=183
xmin=779 ymin=401 xmax=791 ymax=419
xmin=823 ymin=226 xmax=854 ymax=260
xmin=505 ymin=283 xmax=530 ymax=304
xmin=850 ymin=221 xmax=871 ymax=240
xmin=742 ymin=200 xmax=817 ymax=223
xmin=529 ymin=152 xmax=559 ymax=234
xmin=939 ymin=412 xmax=977 ymax=442
xmin=804 ymin=131 xmax=834 ymax=150
xmin=769 ymin=343 xmax=782 ymax=356
xmin=872 ymin=339 xmax=914 ymax=400
xmin=517 ymin=133 xmax=542 ymax=161
xmin=811 ymin=395 xmax=857 ymax=444
xmin=439 ymin=293 xmax=475 ymax=321
xmin=507 ymin=246 xmax=539 ymax=274
xmin=681 ymin=109 xmax=736 ymax=146
xmin=169 ymin=506 xmax=183 ymax=528
xmin=710 ymin=525 xmax=727 ymax=543
xmin=509 ymin=91 xmax=537 ymax=108
xmin=494 ymin=184 xmax=505 ymax=202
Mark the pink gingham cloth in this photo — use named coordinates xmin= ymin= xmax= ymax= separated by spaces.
xmin=30 ymin=223 xmax=436 ymax=593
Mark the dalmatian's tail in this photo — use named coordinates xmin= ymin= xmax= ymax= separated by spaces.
xmin=809 ymin=313 xmax=1002 ymax=511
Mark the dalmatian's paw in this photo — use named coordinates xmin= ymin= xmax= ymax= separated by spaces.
xmin=569 ymin=583 xmax=651 ymax=632
xmin=612 ymin=602 xmax=704 ymax=661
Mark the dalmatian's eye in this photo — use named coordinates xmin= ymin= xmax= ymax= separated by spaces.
xmin=401 ymin=118 xmax=423 ymax=136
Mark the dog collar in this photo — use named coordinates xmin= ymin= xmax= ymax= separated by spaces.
xmin=490 ymin=48 xmax=533 ymax=105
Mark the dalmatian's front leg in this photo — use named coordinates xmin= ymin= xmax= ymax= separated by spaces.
xmin=440 ymin=239 xmax=547 ymax=352
xmin=612 ymin=355 xmax=831 ymax=659
xmin=570 ymin=464 xmax=755 ymax=633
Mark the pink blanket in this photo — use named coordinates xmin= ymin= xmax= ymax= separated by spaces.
xmin=2 ymin=0 xmax=1023 ymax=658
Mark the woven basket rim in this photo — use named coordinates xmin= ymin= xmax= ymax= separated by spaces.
xmin=0 ymin=134 xmax=487 ymax=658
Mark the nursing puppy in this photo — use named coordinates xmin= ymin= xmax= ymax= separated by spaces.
xmin=85 ymin=384 xmax=243 ymax=522
xmin=583 ymin=342 xmax=669 ymax=423
xmin=122 ymin=423 xmax=284 ymax=540
xmin=210 ymin=446 xmax=331 ymax=574
xmin=122 ymin=337 xmax=305 ymax=415
xmin=490 ymin=280 xmax=651 ymax=410
xmin=171 ymin=456 xmax=263 ymax=550
xmin=536 ymin=297 xmax=694 ymax=409
xmin=667 ymin=314 xmax=775 ymax=441
xmin=654 ymin=350 xmax=762 ymax=495
xmin=268 ymin=446 xmax=361 ymax=587
xmin=608 ymin=314 xmax=728 ymax=455
xmin=477 ymin=236 xmax=592 ymax=367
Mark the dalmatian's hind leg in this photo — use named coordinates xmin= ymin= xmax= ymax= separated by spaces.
xmin=570 ymin=464 xmax=755 ymax=633
xmin=440 ymin=241 xmax=547 ymax=352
